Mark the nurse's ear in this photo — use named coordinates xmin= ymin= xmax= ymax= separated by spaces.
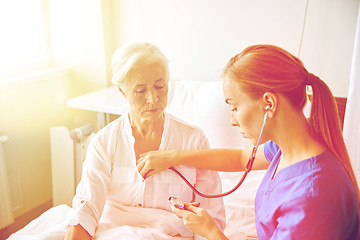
xmin=262 ymin=92 xmax=278 ymax=118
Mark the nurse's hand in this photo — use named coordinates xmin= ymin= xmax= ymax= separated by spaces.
xmin=137 ymin=150 xmax=178 ymax=179
xmin=171 ymin=202 xmax=228 ymax=240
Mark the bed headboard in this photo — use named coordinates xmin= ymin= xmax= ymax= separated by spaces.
xmin=335 ymin=97 xmax=347 ymax=130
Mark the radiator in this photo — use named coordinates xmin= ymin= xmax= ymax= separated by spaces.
xmin=50 ymin=124 xmax=95 ymax=207
xmin=0 ymin=136 xmax=14 ymax=229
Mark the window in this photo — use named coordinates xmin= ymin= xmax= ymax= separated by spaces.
xmin=0 ymin=0 xmax=49 ymax=80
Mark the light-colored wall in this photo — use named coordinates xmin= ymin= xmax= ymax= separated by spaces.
xmin=299 ymin=0 xmax=360 ymax=96
xmin=1 ymin=70 xmax=73 ymax=217
xmin=0 ymin=0 xmax=108 ymax=218
xmin=0 ymin=69 xmax=97 ymax=218
xmin=114 ymin=0 xmax=360 ymax=97
xmin=47 ymin=0 xmax=108 ymax=93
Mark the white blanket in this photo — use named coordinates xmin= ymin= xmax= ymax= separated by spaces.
xmin=8 ymin=203 xmax=192 ymax=240
xmin=8 ymin=205 xmax=70 ymax=240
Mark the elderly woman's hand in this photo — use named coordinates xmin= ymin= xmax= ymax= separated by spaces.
xmin=170 ymin=202 xmax=228 ymax=240
xmin=136 ymin=150 xmax=178 ymax=179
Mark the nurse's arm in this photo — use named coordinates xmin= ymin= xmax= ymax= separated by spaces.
xmin=137 ymin=145 xmax=269 ymax=178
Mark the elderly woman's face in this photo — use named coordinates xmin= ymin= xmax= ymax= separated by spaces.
xmin=124 ymin=62 xmax=168 ymax=122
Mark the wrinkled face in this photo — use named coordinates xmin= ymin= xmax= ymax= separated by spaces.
xmin=223 ymin=75 xmax=264 ymax=145
xmin=123 ymin=62 xmax=168 ymax=122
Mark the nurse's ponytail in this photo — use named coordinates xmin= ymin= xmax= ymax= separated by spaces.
xmin=307 ymin=73 xmax=347 ymax=169
xmin=308 ymin=73 xmax=360 ymax=231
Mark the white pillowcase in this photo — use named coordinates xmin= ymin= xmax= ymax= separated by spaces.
xmin=166 ymin=80 xmax=252 ymax=149
xmin=219 ymin=170 xmax=265 ymax=239
xmin=166 ymin=80 xmax=264 ymax=239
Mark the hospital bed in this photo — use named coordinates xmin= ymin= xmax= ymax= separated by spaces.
xmin=9 ymin=80 xmax=270 ymax=239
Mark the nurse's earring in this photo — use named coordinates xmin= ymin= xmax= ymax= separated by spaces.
xmin=265 ymin=105 xmax=270 ymax=111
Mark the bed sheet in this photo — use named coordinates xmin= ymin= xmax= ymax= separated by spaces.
xmin=7 ymin=205 xmax=70 ymax=240
xmin=8 ymin=169 xmax=264 ymax=240
xmin=8 ymin=203 xmax=196 ymax=240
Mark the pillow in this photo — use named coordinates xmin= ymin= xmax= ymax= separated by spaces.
xmin=219 ymin=170 xmax=265 ymax=239
xmin=166 ymin=80 xmax=252 ymax=149
xmin=166 ymin=80 xmax=264 ymax=238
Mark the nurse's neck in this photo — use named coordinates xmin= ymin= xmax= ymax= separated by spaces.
xmin=271 ymin=102 xmax=325 ymax=169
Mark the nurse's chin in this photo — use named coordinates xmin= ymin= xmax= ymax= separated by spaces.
xmin=245 ymin=136 xmax=258 ymax=146
xmin=241 ymin=133 xmax=252 ymax=141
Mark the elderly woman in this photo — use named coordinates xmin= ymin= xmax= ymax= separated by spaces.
xmin=64 ymin=42 xmax=225 ymax=240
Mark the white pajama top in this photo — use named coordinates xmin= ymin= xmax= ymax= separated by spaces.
xmin=68 ymin=112 xmax=225 ymax=239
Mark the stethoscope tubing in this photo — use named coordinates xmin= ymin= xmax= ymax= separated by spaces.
xmin=170 ymin=111 xmax=269 ymax=198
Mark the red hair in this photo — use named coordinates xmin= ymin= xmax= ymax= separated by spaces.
xmin=224 ymin=44 xmax=360 ymax=232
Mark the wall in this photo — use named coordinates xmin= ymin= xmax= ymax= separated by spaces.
xmin=0 ymin=69 xmax=78 ymax=218
xmin=299 ymin=0 xmax=360 ymax=96
xmin=46 ymin=0 xmax=108 ymax=93
xmin=114 ymin=0 xmax=360 ymax=97
xmin=0 ymin=0 xmax=108 ymax=219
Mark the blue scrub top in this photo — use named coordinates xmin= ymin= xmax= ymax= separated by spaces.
xmin=255 ymin=141 xmax=359 ymax=239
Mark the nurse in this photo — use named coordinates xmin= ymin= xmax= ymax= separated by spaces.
xmin=137 ymin=44 xmax=360 ymax=239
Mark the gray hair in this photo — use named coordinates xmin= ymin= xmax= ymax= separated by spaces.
xmin=111 ymin=42 xmax=169 ymax=89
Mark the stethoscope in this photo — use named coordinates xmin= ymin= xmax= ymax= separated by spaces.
xmin=169 ymin=107 xmax=269 ymax=198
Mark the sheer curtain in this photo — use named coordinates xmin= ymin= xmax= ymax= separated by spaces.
xmin=344 ymin=4 xmax=360 ymax=186
xmin=0 ymin=136 xmax=13 ymax=229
